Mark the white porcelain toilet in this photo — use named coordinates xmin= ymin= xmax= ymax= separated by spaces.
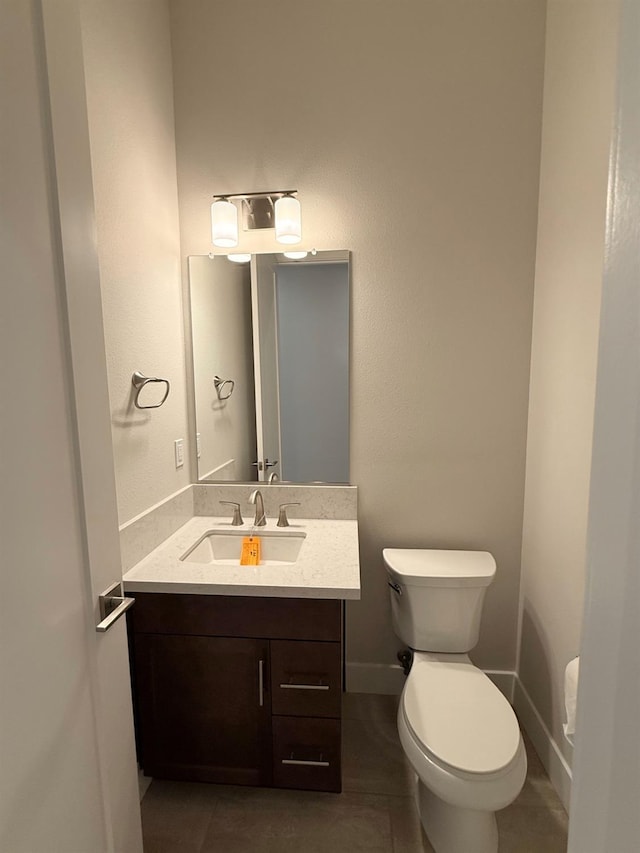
xmin=383 ymin=548 xmax=527 ymax=853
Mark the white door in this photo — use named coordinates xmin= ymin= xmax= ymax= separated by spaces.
xmin=252 ymin=254 xmax=282 ymax=481
xmin=0 ymin=3 xmax=142 ymax=851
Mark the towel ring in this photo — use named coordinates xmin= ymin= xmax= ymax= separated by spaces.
xmin=214 ymin=375 xmax=235 ymax=401
xmin=132 ymin=371 xmax=171 ymax=409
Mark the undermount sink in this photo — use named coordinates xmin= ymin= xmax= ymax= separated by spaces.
xmin=180 ymin=529 xmax=306 ymax=566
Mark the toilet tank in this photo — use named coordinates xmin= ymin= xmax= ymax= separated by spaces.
xmin=383 ymin=549 xmax=496 ymax=652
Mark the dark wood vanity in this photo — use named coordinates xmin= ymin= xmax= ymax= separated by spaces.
xmin=127 ymin=592 xmax=343 ymax=793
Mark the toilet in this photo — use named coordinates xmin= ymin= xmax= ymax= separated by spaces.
xmin=384 ymin=548 xmax=527 ymax=853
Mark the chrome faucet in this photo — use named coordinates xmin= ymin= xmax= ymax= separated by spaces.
xmin=248 ymin=489 xmax=267 ymax=526
xmin=267 ymin=471 xmax=279 ymax=484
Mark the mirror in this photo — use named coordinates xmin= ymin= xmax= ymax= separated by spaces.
xmin=188 ymin=250 xmax=350 ymax=484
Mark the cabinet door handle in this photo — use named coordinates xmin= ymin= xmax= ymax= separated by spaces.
xmin=282 ymin=759 xmax=330 ymax=767
xmin=258 ymin=659 xmax=265 ymax=707
xmin=279 ymin=683 xmax=330 ymax=691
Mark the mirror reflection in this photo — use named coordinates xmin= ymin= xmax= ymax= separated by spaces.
xmin=188 ymin=251 xmax=350 ymax=484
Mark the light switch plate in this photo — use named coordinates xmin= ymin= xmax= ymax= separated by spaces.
xmin=196 ymin=432 xmax=201 ymax=459
xmin=174 ymin=438 xmax=184 ymax=468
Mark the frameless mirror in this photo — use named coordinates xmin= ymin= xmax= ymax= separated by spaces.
xmin=188 ymin=250 xmax=350 ymax=484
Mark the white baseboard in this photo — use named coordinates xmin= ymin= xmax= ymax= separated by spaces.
xmin=485 ymin=670 xmax=516 ymax=702
xmin=345 ymin=663 xmax=515 ymax=701
xmin=513 ymin=677 xmax=573 ymax=812
xmin=346 ymin=662 xmax=406 ymax=695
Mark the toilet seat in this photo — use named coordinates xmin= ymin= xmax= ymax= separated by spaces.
xmin=402 ymin=656 xmax=521 ymax=776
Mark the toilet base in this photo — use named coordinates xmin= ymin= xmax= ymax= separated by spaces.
xmin=418 ymin=779 xmax=498 ymax=853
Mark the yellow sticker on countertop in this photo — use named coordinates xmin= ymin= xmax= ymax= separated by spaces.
xmin=240 ymin=536 xmax=261 ymax=565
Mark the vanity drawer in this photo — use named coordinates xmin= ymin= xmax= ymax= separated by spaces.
xmin=130 ymin=593 xmax=341 ymax=641
xmin=272 ymin=716 xmax=341 ymax=792
xmin=270 ymin=640 xmax=341 ymax=718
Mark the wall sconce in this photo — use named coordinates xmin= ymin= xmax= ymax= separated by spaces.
xmin=211 ymin=190 xmax=302 ymax=248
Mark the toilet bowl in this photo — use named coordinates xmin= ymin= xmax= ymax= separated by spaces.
xmin=398 ymin=652 xmax=526 ymax=853
xmin=383 ymin=549 xmax=527 ymax=853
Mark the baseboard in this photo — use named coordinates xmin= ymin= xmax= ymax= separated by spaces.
xmin=484 ymin=670 xmax=516 ymax=702
xmin=345 ymin=663 xmax=515 ymax=701
xmin=513 ymin=676 xmax=573 ymax=812
xmin=345 ymin=662 xmax=406 ymax=694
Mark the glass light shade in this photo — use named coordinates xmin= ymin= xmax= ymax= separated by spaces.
xmin=283 ymin=251 xmax=308 ymax=260
xmin=227 ymin=253 xmax=251 ymax=264
xmin=211 ymin=199 xmax=238 ymax=247
xmin=275 ymin=195 xmax=302 ymax=244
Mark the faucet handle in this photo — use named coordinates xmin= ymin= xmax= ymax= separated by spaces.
xmin=277 ymin=502 xmax=301 ymax=528
xmin=220 ymin=500 xmax=243 ymax=526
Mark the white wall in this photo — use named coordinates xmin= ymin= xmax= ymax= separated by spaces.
xmin=80 ymin=0 xmax=188 ymax=524
xmin=170 ymin=0 xmax=546 ymax=674
xmin=189 ymin=256 xmax=256 ymax=480
xmin=517 ymin=0 xmax=619 ymax=781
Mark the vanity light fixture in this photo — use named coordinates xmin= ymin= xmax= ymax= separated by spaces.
xmin=227 ymin=253 xmax=251 ymax=264
xmin=211 ymin=190 xmax=302 ymax=247
xmin=274 ymin=194 xmax=302 ymax=244
xmin=211 ymin=197 xmax=238 ymax=247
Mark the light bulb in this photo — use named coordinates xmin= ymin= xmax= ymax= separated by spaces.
xmin=275 ymin=195 xmax=302 ymax=245
xmin=211 ymin=199 xmax=238 ymax=247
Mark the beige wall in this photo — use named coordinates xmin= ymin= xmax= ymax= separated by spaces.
xmin=81 ymin=0 xmax=188 ymax=524
xmin=518 ymin=0 xmax=618 ymax=764
xmin=170 ymin=0 xmax=546 ymax=672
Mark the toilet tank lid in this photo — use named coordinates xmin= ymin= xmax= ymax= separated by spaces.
xmin=383 ymin=549 xmax=496 ymax=587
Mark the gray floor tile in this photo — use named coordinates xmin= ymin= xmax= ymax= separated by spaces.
xmin=140 ymin=694 xmax=569 ymax=853
xmin=497 ymin=805 xmax=569 ymax=853
xmin=141 ymin=779 xmax=215 ymax=853
xmin=387 ymin=794 xmax=435 ymax=853
xmin=200 ymin=788 xmax=393 ymax=852
xmin=514 ymin=734 xmax=567 ymax=810
xmin=342 ymin=691 xmax=400 ymax=723
xmin=342 ymin=715 xmax=415 ymax=796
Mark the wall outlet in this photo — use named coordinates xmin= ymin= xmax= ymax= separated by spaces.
xmin=196 ymin=432 xmax=201 ymax=459
xmin=174 ymin=438 xmax=184 ymax=468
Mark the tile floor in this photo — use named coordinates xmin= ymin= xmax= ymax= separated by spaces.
xmin=141 ymin=693 xmax=568 ymax=852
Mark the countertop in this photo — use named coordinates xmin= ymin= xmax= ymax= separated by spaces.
xmin=122 ymin=516 xmax=361 ymax=600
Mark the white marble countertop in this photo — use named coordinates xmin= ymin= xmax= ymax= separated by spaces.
xmin=122 ymin=516 xmax=361 ymax=600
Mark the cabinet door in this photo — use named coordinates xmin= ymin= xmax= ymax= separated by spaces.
xmin=134 ymin=634 xmax=271 ymax=786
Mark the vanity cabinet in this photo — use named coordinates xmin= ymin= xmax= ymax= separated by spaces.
xmin=128 ymin=592 xmax=343 ymax=792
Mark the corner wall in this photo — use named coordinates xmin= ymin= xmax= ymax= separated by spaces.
xmin=516 ymin=0 xmax=619 ymax=802
xmin=80 ymin=0 xmax=188 ymax=524
xmin=170 ymin=0 xmax=546 ymax=675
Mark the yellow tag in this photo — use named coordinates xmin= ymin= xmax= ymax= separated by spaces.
xmin=240 ymin=536 xmax=261 ymax=566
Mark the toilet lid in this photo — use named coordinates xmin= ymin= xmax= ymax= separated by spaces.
xmin=403 ymin=659 xmax=521 ymax=775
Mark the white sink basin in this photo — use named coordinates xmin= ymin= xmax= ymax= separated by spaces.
xmin=180 ymin=529 xmax=306 ymax=566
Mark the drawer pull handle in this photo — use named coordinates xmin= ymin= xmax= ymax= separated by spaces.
xmin=279 ymin=683 xmax=330 ymax=691
xmin=258 ymin=659 xmax=265 ymax=707
xmin=282 ymin=759 xmax=330 ymax=767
